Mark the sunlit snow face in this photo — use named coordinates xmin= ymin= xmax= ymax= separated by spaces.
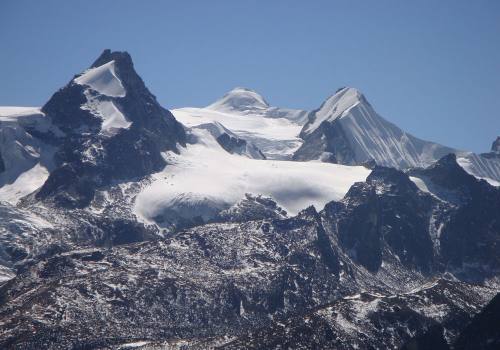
xmin=133 ymin=128 xmax=370 ymax=224
xmin=75 ymin=60 xmax=131 ymax=135
xmin=74 ymin=60 xmax=126 ymax=98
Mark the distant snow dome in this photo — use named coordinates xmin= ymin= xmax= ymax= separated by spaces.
xmin=207 ymin=87 xmax=270 ymax=112
xmin=75 ymin=60 xmax=126 ymax=98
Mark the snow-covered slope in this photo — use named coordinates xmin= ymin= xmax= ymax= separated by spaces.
xmin=457 ymin=154 xmax=500 ymax=187
xmin=172 ymin=87 xmax=309 ymax=160
xmin=74 ymin=60 xmax=126 ymax=98
xmin=2 ymin=50 xmax=500 ymax=350
xmin=0 ymin=163 xmax=49 ymax=204
xmin=134 ymin=127 xmax=370 ymax=226
xmin=296 ymin=87 xmax=458 ymax=169
xmin=191 ymin=121 xmax=265 ymax=159
xmin=294 ymin=87 xmax=500 ymax=183
xmin=0 ymin=107 xmax=56 ymax=203
xmin=207 ymin=87 xmax=309 ymax=124
xmin=74 ymin=59 xmax=132 ymax=135
xmin=173 ymin=107 xmax=304 ymax=160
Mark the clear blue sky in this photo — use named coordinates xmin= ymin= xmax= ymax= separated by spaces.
xmin=1 ymin=0 xmax=499 ymax=153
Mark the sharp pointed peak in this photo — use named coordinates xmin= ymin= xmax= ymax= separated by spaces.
xmin=315 ymin=86 xmax=371 ymax=116
xmin=302 ymin=86 xmax=371 ymax=135
xmin=326 ymin=86 xmax=367 ymax=104
xmin=91 ymin=49 xmax=133 ymax=69
xmin=73 ymin=50 xmax=146 ymax=98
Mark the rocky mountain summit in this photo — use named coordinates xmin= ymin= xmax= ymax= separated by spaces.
xmin=33 ymin=50 xmax=186 ymax=209
xmin=492 ymin=136 xmax=500 ymax=154
xmin=0 ymin=50 xmax=499 ymax=349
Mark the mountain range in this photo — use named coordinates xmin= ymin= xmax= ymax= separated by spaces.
xmin=0 ymin=50 xmax=499 ymax=349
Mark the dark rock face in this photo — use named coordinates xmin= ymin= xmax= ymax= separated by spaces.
xmin=492 ymin=136 xmax=500 ymax=154
xmin=410 ymin=153 xmax=476 ymax=195
xmin=401 ymin=324 xmax=450 ymax=350
xmin=221 ymin=281 xmax=490 ymax=350
xmin=322 ymin=166 xmax=436 ymax=273
xmin=42 ymin=83 xmax=100 ymax=135
xmin=0 ymin=213 xmax=348 ymax=349
xmin=410 ymin=154 xmax=500 ymax=280
xmin=1 ymin=211 xmax=494 ymax=349
xmin=0 ymin=152 xmax=5 ymax=173
xmin=35 ymin=50 xmax=186 ymax=208
xmin=293 ymin=118 xmax=356 ymax=164
xmin=319 ymin=154 xmax=500 ymax=280
xmin=454 ymin=293 xmax=500 ymax=350
xmin=213 ymin=193 xmax=287 ymax=223
xmin=2 ymin=144 xmax=499 ymax=349
xmin=215 ymin=133 xmax=266 ymax=159
xmin=217 ymin=132 xmax=246 ymax=152
xmin=481 ymin=136 xmax=500 ymax=161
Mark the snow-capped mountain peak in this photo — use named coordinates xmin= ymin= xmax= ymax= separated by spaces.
xmin=2 ymin=49 xmax=500 ymax=349
xmin=294 ymin=86 xmax=462 ymax=169
xmin=303 ymin=87 xmax=366 ymax=135
xmin=173 ymin=86 xmax=308 ymax=160
xmin=207 ymin=86 xmax=270 ymax=112
xmin=74 ymin=49 xmax=139 ymax=99
xmin=31 ymin=49 xmax=186 ymax=208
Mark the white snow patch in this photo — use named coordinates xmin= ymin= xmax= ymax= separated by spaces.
xmin=173 ymin=107 xmax=303 ymax=159
xmin=0 ymin=106 xmax=43 ymax=119
xmin=75 ymin=60 xmax=126 ymax=98
xmin=409 ymin=176 xmax=431 ymax=194
xmin=134 ymin=128 xmax=370 ymax=224
xmin=0 ymin=265 xmax=15 ymax=282
xmin=80 ymin=92 xmax=131 ymax=135
xmin=0 ymin=163 xmax=49 ymax=204
xmin=118 ymin=341 xmax=150 ymax=349
xmin=96 ymin=101 xmax=130 ymax=133
xmin=457 ymin=156 xmax=500 ymax=186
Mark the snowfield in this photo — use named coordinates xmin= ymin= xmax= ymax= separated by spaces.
xmin=0 ymin=107 xmax=55 ymax=203
xmin=75 ymin=60 xmax=126 ymax=98
xmin=80 ymin=93 xmax=131 ymax=134
xmin=172 ymin=87 xmax=308 ymax=160
xmin=0 ymin=163 xmax=49 ymax=204
xmin=134 ymin=127 xmax=371 ymax=223
xmin=0 ymin=106 xmax=43 ymax=119
xmin=173 ymin=107 xmax=304 ymax=160
xmin=1 ymin=84 xmax=499 ymax=223
xmin=457 ymin=155 xmax=500 ymax=187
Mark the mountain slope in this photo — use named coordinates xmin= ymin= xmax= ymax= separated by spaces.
xmin=293 ymin=87 xmax=500 ymax=184
xmin=0 ymin=107 xmax=58 ymax=203
xmin=31 ymin=50 xmax=186 ymax=208
xmin=454 ymin=293 xmax=500 ymax=349
xmin=1 ymin=200 xmax=497 ymax=349
xmin=133 ymin=126 xmax=370 ymax=230
xmin=1 ymin=50 xmax=500 ymax=350
xmin=294 ymin=87 xmax=457 ymax=168
xmin=173 ymin=87 xmax=307 ymax=160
